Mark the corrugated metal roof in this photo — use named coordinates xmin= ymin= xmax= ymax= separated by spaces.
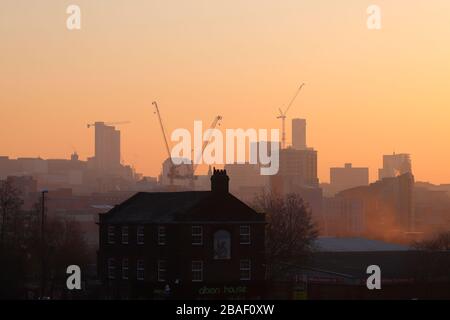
xmin=314 ymin=237 xmax=411 ymax=252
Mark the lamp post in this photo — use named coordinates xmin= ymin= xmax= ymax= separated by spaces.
xmin=40 ymin=189 xmax=48 ymax=299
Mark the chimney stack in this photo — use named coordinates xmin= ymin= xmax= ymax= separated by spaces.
xmin=210 ymin=168 xmax=229 ymax=193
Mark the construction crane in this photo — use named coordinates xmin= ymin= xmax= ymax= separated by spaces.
xmin=152 ymin=101 xmax=171 ymax=161
xmin=152 ymin=101 xmax=222 ymax=187
xmin=87 ymin=121 xmax=130 ymax=129
xmin=276 ymin=83 xmax=305 ymax=149
xmin=192 ymin=115 xmax=222 ymax=174
xmin=152 ymin=101 xmax=178 ymax=186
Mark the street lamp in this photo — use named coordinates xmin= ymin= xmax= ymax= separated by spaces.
xmin=41 ymin=190 xmax=48 ymax=242
xmin=40 ymin=189 xmax=48 ymax=299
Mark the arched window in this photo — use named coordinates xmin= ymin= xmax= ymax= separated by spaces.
xmin=213 ymin=230 xmax=231 ymax=260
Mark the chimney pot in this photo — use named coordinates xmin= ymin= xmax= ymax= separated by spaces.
xmin=210 ymin=167 xmax=229 ymax=193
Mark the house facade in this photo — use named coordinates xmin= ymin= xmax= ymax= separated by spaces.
xmin=97 ymin=169 xmax=266 ymax=299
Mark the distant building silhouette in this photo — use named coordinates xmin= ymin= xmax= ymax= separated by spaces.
xmin=272 ymin=118 xmax=319 ymax=189
xmin=414 ymin=183 xmax=450 ymax=233
xmin=378 ymin=153 xmax=412 ymax=180
xmin=224 ymin=163 xmax=269 ymax=203
xmin=93 ymin=122 xmax=121 ymax=172
xmin=0 ymin=122 xmax=137 ymax=194
xmin=272 ymin=148 xmax=319 ymax=189
xmin=268 ymin=119 xmax=322 ymax=226
xmin=218 ymin=141 xmax=277 ymax=202
xmin=330 ymin=163 xmax=369 ymax=195
xmin=322 ymin=196 xmax=365 ymax=236
xmin=292 ymin=118 xmax=307 ymax=150
xmin=338 ymin=172 xmax=415 ymax=235
xmin=159 ymin=157 xmax=194 ymax=188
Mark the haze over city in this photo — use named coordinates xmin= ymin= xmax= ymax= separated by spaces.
xmin=2 ymin=0 xmax=450 ymax=305
xmin=1 ymin=0 xmax=450 ymax=184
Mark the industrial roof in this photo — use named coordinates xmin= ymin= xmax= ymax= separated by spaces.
xmin=314 ymin=237 xmax=411 ymax=252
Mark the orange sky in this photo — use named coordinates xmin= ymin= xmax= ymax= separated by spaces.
xmin=1 ymin=0 xmax=450 ymax=184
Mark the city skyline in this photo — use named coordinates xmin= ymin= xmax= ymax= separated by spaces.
xmin=1 ymin=1 xmax=450 ymax=302
xmin=2 ymin=1 xmax=450 ymax=184
xmin=0 ymin=117 xmax=443 ymax=185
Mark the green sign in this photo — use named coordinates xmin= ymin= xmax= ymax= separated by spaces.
xmin=198 ymin=285 xmax=247 ymax=295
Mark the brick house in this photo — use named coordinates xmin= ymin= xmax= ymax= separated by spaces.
xmin=97 ymin=169 xmax=266 ymax=299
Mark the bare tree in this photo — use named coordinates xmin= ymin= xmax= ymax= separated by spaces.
xmin=0 ymin=180 xmax=26 ymax=298
xmin=0 ymin=180 xmax=23 ymax=248
xmin=253 ymin=192 xmax=318 ymax=279
xmin=412 ymin=231 xmax=450 ymax=251
xmin=43 ymin=216 xmax=90 ymax=297
xmin=0 ymin=192 xmax=89 ymax=299
xmin=410 ymin=231 xmax=450 ymax=283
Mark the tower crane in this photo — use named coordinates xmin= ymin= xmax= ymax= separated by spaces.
xmin=152 ymin=100 xmax=222 ymax=188
xmin=277 ymin=83 xmax=305 ymax=149
xmin=152 ymin=101 xmax=171 ymax=161
xmin=192 ymin=115 xmax=222 ymax=174
xmin=87 ymin=121 xmax=130 ymax=129
xmin=153 ymin=101 xmax=178 ymax=186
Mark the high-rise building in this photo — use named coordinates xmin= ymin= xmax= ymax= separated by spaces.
xmin=330 ymin=163 xmax=369 ymax=194
xmin=378 ymin=153 xmax=412 ymax=180
xmin=275 ymin=148 xmax=319 ymax=188
xmin=94 ymin=122 xmax=121 ymax=172
xmin=224 ymin=163 xmax=269 ymax=203
xmin=270 ymin=147 xmax=322 ymax=223
xmin=292 ymin=118 xmax=307 ymax=150
xmin=269 ymin=118 xmax=322 ymax=221
xmin=277 ymin=118 xmax=318 ymax=190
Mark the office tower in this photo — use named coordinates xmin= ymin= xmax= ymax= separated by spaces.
xmin=269 ymin=147 xmax=322 ymax=227
xmin=94 ymin=122 xmax=121 ymax=172
xmin=292 ymin=118 xmax=307 ymax=150
xmin=224 ymin=162 xmax=269 ymax=203
xmin=275 ymin=148 xmax=319 ymax=188
xmin=330 ymin=163 xmax=369 ymax=194
xmin=378 ymin=153 xmax=412 ymax=180
xmin=271 ymin=119 xmax=322 ymax=222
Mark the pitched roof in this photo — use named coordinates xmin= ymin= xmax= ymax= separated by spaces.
xmin=100 ymin=191 xmax=264 ymax=224
xmin=306 ymin=251 xmax=450 ymax=280
xmin=314 ymin=237 xmax=410 ymax=252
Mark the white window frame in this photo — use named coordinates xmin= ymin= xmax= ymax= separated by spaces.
xmin=239 ymin=225 xmax=251 ymax=244
xmin=107 ymin=258 xmax=116 ymax=279
xmin=122 ymin=258 xmax=129 ymax=280
xmin=240 ymin=259 xmax=251 ymax=281
xmin=137 ymin=259 xmax=145 ymax=281
xmin=191 ymin=226 xmax=203 ymax=245
xmin=137 ymin=226 xmax=144 ymax=245
xmin=107 ymin=226 xmax=115 ymax=244
xmin=191 ymin=260 xmax=203 ymax=282
xmin=158 ymin=226 xmax=166 ymax=245
xmin=157 ymin=260 xmax=166 ymax=282
xmin=121 ymin=226 xmax=129 ymax=244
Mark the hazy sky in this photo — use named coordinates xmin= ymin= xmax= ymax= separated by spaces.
xmin=1 ymin=1 xmax=450 ymax=183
